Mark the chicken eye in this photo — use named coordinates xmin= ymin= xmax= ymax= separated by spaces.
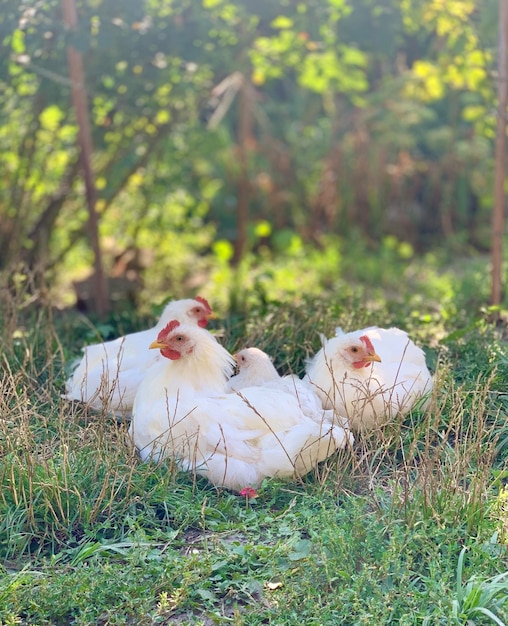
xmin=175 ymin=335 xmax=184 ymax=342
xmin=351 ymin=347 xmax=358 ymax=353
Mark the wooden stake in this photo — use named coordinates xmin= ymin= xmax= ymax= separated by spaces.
xmin=234 ymin=77 xmax=252 ymax=264
xmin=491 ymin=0 xmax=508 ymax=307
xmin=62 ymin=0 xmax=109 ymax=316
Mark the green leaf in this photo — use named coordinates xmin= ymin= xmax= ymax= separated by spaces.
xmin=462 ymin=105 xmax=485 ymax=122
xmin=254 ymin=220 xmax=272 ymax=238
xmin=341 ymin=46 xmax=367 ymax=67
xmin=271 ymin=16 xmax=294 ymax=29
xmin=154 ymin=109 xmax=171 ymax=125
xmin=10 ymin=29 xmax=25 ymax=54
xmin=196 ymin=588 xmax=217 ymax=602
xmin=213 ymin=239 xmax=234 ymax=262
xmin=470 ymin=607 xmax=507 ymax=626
xmin=39 ymin=105 xmax=64 ymax=132
xmin=288 ymin=539 xmax=312 ymax=561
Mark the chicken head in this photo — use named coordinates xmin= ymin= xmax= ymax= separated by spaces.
xmin=149 ymin=320 xmax=195 ymax=360
xmin=235 ymin=347 xmax=279 ymax=378
xmin=333 ymin=335 xmax=382 ymax=370
xmin=187 ymin=296 xmax=214 ymax=328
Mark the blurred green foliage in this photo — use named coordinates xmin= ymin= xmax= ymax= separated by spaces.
xmin=0 ymin=0 xmax=502 ymax=311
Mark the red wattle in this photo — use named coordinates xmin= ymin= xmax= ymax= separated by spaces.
xmin=161 ymin=347 xmax=182 ymax=360
xmin=352 ymin=360 xmax=373 ymax=369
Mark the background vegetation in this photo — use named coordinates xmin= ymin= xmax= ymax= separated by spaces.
xmin=0 ymin=0 xmax=505 ymax=313
xmin=1 ymin=0 xmax=508 ymax=624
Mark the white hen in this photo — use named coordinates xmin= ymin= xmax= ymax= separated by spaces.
xmin=305 ymin=326 xmax=433 ymax=431
xmin=227 ymin=347 xmax=342 ymax=427
xmin=64 ymin=297 xmax=214 ymax=414
xmin=129 ymin=325 xmax=352 ymax=492
xmin=226 ymin=347 xmax=281 ymax=392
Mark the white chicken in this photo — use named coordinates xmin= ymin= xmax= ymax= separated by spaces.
xmin=226 ymin=347 xmax=281 ymax=392
xmin=64 ymin=297 xmax=215 ymax=414
xmin=129 ymin=324 xmax=352 ymax=492
xmin=304 ymin=326 xmax=433 ymax=431
xmin=226 ymin=347 xmax=342 ymax=427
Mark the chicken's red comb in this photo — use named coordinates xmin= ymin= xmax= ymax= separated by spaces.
xmin=157 ymin=319 xmax=180 ymax=341
xmin=359 ymin=335 xmax=375 ymax=353
xmin=195 ymin=296 xmax=212 ymax=314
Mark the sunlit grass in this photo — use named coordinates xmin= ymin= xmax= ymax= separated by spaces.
xmin=1 ymin=253 xmax=508 ymax=624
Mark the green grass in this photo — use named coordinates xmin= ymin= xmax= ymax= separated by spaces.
xmin=1 ymin=250 xmax=508 ymax=625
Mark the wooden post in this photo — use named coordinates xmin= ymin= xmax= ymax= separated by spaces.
xmin=491 ymin=0 xmax=508 ymax=307
xmin=234 ymin=77 xmax=253 ymax=264
xmin=62 ymin=0 xmax=109 ymax=316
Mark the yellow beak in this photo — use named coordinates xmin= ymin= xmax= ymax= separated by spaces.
xmin=365 ymin=352 xmax=382 ymax=363
xmin=149 ymin=340 xmax=167 ymax=350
